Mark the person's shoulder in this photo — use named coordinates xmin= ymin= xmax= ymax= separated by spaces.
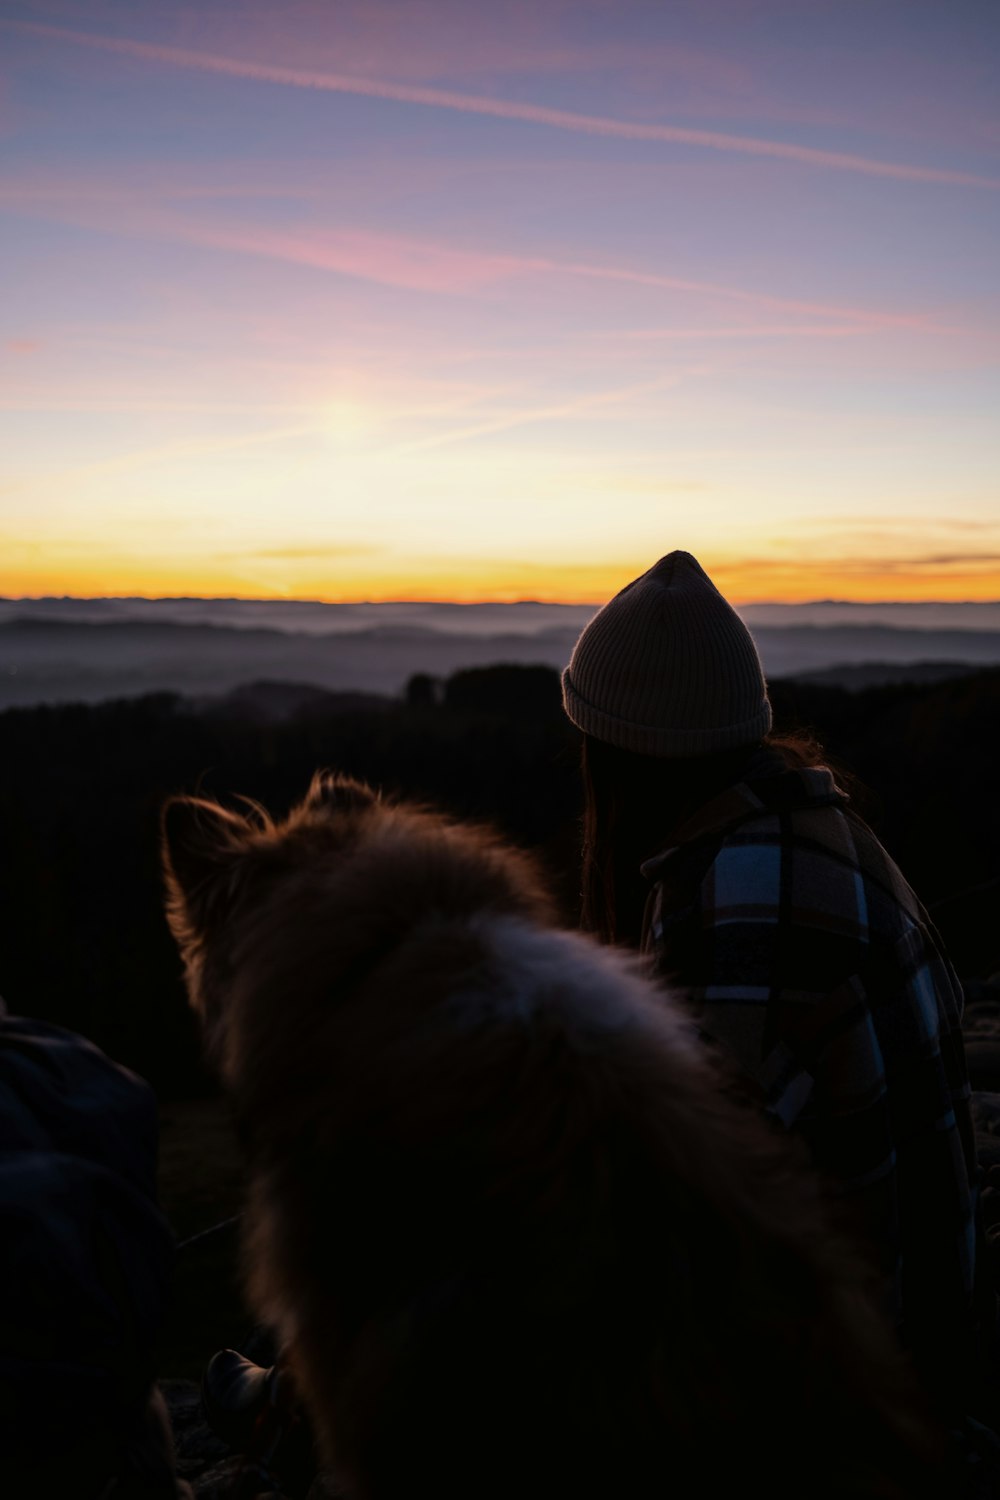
xmin=785 ymin=806 xmax=945 ymax=961
xmin=730 ymin=789 xmax=874 ymax=875
xmin=0 ymin=1012 xmax=154 ymax=1100
xmin=0 ymin=1012 xmax=160 ymax=1195
xmin=832 ymin=813 xmax=932 ymax=928
xmin=705 ymin=802 xmax=879 ymax=942
xmin=709 ymin=796 xmax=839 ymax=865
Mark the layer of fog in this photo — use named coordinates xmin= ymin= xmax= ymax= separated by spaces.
xmin=1 ymin=599 xmax=999 ymax=711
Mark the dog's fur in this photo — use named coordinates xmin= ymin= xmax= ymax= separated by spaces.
xmin=163 ymin=773 xmax=938 ymax=1499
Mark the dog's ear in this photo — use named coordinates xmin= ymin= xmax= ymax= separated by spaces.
xmin=161 ymin=796 xmax=253 ymax=929
xmin=306 ymin=771 xmax=379 ymax=815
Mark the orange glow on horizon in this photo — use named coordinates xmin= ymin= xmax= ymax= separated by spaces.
xmin=2 ymin=555 xmax=998 ymax=606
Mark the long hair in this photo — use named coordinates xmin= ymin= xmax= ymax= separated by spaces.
xmin=579 ymin=729 xmax=836 ymax=946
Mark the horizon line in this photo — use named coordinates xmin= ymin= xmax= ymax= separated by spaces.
xmin=3 ymin=592 xmax=999 ymax=609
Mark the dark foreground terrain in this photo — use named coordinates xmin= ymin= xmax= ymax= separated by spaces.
xmin=2 ymin=662 xmax=999 ymax=1408
xmin=1 ymin=661 xmax=998 ymax=1096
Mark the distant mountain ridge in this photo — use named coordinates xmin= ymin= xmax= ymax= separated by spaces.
xmin=0 ymin=597 xmax=598 ymax=638
xmin=1 ymin=600 xmax=999 ymax=711
xmin=2 ymin=595 xmax=999 ymax=636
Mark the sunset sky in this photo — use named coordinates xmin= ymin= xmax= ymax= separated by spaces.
xmin=2 ymin=0 xmax=998 ymax=603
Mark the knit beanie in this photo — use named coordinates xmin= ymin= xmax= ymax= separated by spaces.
xmin=561 ymin=552 xmax=772 ymax=757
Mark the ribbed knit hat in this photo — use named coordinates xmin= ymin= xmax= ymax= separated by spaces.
xmin=561 ymin=552 xmax=772 ymax=757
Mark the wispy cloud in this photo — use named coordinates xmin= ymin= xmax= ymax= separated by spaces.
xmin=394 ymin=373 xmax=688 ymax=453
xmin=525 ymin=258 xmax=941 ymax=329
xmin=221 ymin=544 xmax=383 ymax=560
xmin=12 ymin=421 xmax=320 ymax=490
xmin=714 ymin=551 xmax=1000 ymax=578
xmin=3 ymin=177 xmax=938 ymax=330
xmin=166 ymin=221 xmax=514 ymax=294
xmin=0 ymin=396 xmax=314 ymax=415
xmin=907 ymin=553 xmax=1000 ymax=567
xmin=794 ymin=513 xmax=1000 ymax=535
xmin=0 ymin=179 xmax=321 ymax=205
xmin=8 ymin=20 xmax=999 ymax=190
xmin=182 ymin=224 xmax=939 ymax=328
xmin=615 ymin=324 xmax=861 ymax=341
xmin=0 ymin=183 xmax=513 ymax=294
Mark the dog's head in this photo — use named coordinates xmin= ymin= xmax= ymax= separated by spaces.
xmin=161 ymin=772 xmax=379 ymax=1060
xmin=163 ymin=769 xmax=549 ymax=1074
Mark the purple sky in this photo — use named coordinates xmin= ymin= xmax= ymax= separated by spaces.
xmin=2 ymin=1 xmax=998 ymax=602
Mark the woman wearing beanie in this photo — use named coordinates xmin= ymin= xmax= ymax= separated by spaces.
xmin=562 ymin=552 xmax=992 ymax=1441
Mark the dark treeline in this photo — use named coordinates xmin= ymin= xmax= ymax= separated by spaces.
xmin=0 ymin=662 xmax=997 ymax=1096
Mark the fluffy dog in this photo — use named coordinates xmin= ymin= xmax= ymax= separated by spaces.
xmin=162 ymin=773 xmax=937 ymax=1499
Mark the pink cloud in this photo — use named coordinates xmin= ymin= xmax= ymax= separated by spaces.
xmin=0 ymin=179 xmax=510 ymax=293
xmin=614 ymin=324 xmax=860 ymax=341
xmin=2 ymin=175 xmax=954 ymax=332
xmin=0 ymin=176 xmax=322 ymax=205
xmin=167 ymin=1 xmax=752 ymax=94
xmin=517 ymin=257 xmax=941 ymax=331
xmin=8 ymin=19 xmax=999 ymax=190
xmin=180 ymin=222 xmax=515 ymax=294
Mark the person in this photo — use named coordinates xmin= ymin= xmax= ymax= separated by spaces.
xmin=561 ymin=550 xmax=993 ymax=1425
xmin=0 ymin=1001 xmax=188 ymax=1497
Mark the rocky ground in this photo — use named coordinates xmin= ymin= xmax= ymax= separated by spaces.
xmin=163 ymin=1375 xmax=342 ymax=1499
xmin=963 ymin=977 xmax=1000 ymax=1159
xmin=964 ymin=977 xmax=1000 ymax=1293
xmin=162 ymin=1379 xmax=238 ymax=1499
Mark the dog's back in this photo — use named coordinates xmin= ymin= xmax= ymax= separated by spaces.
xmin=163 ymin=775 xmax=937 ymax=1499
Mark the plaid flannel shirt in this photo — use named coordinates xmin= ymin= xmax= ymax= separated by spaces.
xmin=640 ymin=748 xmax=980 ymax=1386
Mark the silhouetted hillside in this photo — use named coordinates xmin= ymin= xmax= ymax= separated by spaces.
xmin=789 ymin=661 xmax=982 ymax=690
xmin=0 ymin=663 xmax=996 ymax=1094
xmin=3 ymin=605 xmax=1000 ymax=709
xmin=768 ymin=668 xmax=1000 ymax=976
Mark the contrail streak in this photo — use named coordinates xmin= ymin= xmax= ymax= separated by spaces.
xmin=8 ymin=20 xmax=999 ymax=189
xmin=615 ymin=324 xmax=858 ymax=340
xmin=17 ymin=422 xmax=320 ymax=490
xmin=394 ymin=375 xmax=685 ymax=454
xmin=517 ymin=256 xmax=933 ymax=327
